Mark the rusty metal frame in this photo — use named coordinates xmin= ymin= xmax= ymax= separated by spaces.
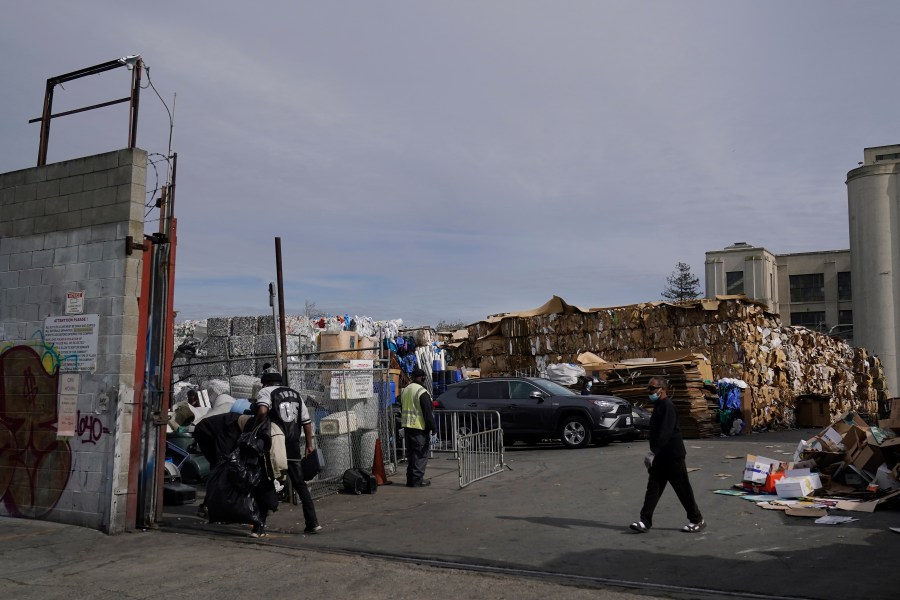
xmin=30 ymin=56 xmax=143 ymax=166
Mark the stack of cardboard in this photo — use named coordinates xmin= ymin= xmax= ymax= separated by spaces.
xmin=598 ymin=357 xmax=719 ymax=438
xmin=453 ymin=296 xmax=889 ymax=434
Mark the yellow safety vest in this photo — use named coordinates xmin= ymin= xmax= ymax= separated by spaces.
xmin=400 ymin=383 xmax=428 ymax=430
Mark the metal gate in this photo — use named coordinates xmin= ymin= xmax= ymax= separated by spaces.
xmin=430 ymin=410 xmax=506 ymax=487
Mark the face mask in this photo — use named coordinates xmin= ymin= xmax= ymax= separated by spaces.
xmin=649 ymin=393 xmax=660 ymax=402
xmin=586 ymin=384 xmax=592 ymax=390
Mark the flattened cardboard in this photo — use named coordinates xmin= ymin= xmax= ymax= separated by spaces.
xmin=785 ymin=506 xmax=828 ymax=518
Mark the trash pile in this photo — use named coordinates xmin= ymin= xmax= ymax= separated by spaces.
xmin=454 ymin=295 xmax=890 ymax=432
xmin=727 ymin=406 xmax=900 ymax=514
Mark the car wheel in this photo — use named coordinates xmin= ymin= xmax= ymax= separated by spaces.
xmin=559 ymin=416 xmax=591 ymax=449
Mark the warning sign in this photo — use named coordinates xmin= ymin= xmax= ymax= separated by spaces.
xmin=65 ymin=290 xmax=85 ymax=315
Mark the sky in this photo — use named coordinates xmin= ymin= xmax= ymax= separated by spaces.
xmin=2 ymin=1 xmax=898 ymax=327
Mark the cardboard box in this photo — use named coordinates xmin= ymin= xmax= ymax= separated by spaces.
xmin=357 ymin=336 xmax=379 ymax=359
xmin=318 ymin=331 xmax=359 ymax=353
xmin=850 ymin=444 xmax=885 ymax=475
xmin=829 ymin=411 xmax=868 ymax=435
xmin=842 ymin=426 xmax=868 ymax=456
xmin=743 ymin=455 xmax=784 ymax=484
xmin=819 ymin=427 xmax=845 ymax=451
xmin=776 ymin=476 xmax=815 ymax=498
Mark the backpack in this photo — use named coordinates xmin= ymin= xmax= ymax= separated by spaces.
xmin=342 ymin=468 xmax=378 ymax=495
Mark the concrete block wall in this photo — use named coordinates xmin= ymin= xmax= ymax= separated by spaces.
xmin=0 ymin=149 xmax=146 ymax=533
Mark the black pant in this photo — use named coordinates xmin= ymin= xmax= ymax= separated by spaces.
xmin=286 ymin=443 xmax=319 ymax=528
xmin=639 ymin=455 xmax=702 ymax=528
xmin=251 ymin=478 xmax=279 ymax=525
xmin=405 ymin=428 xmax=430 ymax=485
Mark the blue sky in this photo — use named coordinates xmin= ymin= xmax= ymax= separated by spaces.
xmin=2 ymin=1 xmax=898 ymax=326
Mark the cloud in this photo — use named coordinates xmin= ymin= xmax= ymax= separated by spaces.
xmin=1 ymin=1 xmax=896 ymax=326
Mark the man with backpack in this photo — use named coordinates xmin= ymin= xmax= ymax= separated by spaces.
xmin=255 ymin=370 xmax=322 ymax=534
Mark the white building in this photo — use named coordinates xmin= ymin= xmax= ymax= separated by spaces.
xmin=846 ymin=144 xmax=900 ymax=397
xmin=704 ymin=243 xmax=851 ymax=340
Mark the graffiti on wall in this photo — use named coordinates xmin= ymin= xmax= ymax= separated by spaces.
xmin=0 ymin=345 xmax=73 ymax=518
xmin=0 ymin=328 xmax=78 ymax=375
xmin=76 ymin=410 xmax=110 ymax=445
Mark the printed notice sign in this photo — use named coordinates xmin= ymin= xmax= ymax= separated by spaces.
xmin=60 ymin=373 xmax=80 ymax=395
xmin=43 ymin=315 xmax=100 ymax=372
xmin=65 ymin=291 xmax=85 ymax=315
xmin=58 ymin=394 xmax=78 ymax=437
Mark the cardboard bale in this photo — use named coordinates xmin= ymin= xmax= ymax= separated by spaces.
xmin=795 ymin=395 xmax=831 ymax=428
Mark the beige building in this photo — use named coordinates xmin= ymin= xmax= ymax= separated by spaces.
xmin=705 ymin=243 xmax=852 ymax=341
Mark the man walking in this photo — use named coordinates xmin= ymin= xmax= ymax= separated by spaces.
xmin=400 ymin=368 xmax=437 ymax=487
xmin=629 ymin=376 xmax=706 ymax=533
xmin=255 ymin=370 xmax=322 ymax=534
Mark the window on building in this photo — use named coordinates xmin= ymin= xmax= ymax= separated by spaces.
xmin=838 ymin=271 xmax=851 ymax=301
xmin=839 ymin=310 xmax=853 ymax=325
xmin=726 ymin=271 xmax=744 ymax=295
xmin=789 ymin=273 xmax=825 ymax=302
xmin=791 ymin=311 xmax=826 ymax=332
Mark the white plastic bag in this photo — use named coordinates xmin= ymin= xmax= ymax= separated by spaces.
xmin=545 ymin=363 xmax=586 ymax=386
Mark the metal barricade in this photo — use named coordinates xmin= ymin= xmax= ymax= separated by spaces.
xmin=428 ymin=410 xmax=506 ymax=487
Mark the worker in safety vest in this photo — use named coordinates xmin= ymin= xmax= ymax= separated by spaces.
xmin=400 ymin=367 xmax=437 ymax=487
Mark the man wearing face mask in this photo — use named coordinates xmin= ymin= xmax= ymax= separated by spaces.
xmin=629 ymin=376 xmax=705 ymax=534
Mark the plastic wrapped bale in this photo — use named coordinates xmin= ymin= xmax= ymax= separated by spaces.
xmin=352 ymin=395 xmax=380 ymax=430
xmin=204 ymin=379 xmax=230 ymax=399
xmin=546 ymin=363 xmax=586 ymax=386
xmin=353 ymin=429 xmax=378 ymax=470
xmin=230 ymin=374 xmax=261 ymax=399
xmin=319 ymin=433 xmax=353 ymax=480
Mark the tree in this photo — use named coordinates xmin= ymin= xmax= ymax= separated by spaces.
xmin=662 ymin=262 xmax=701 ymax=302
xmin=304 ymin=300 xmax=326 ymax=320
xmin=435 ymin=319 xmax=467 ymax=332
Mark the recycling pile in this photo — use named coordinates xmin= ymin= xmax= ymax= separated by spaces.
xmin=599 ymin=359 xmax=720 ymax=438
xmin=454 ymin=296 xmax=889 ymax=433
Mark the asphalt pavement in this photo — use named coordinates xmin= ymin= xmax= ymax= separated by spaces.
xmin=3 ymin=429 xmax=899 ymax=600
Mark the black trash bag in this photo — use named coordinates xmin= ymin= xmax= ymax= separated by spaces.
xmin=225 ymin=425 xmax=270 ymax=490
xmin=204 ymin=462 xmax=261 ymax=526
xmin=204 ymin=421 xmax=271 ymax=526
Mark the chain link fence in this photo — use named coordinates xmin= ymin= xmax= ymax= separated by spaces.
xmin=172 ymin=346 xmax=398 ymax=500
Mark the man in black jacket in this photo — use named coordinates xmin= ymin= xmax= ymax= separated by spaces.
xmin=629 ymin=376 xmax=705 ymax=533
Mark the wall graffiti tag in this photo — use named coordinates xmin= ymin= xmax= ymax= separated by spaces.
xmin=75 ymin=410 xmax=109 ymax=445
xmin=0 ymin=346 xmax=73 ymax=518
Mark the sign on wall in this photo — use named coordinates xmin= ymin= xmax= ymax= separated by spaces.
xmin=43 ymin=315 xmax=99 ymax=372
xmin=57 ymin=373 xmax=80 ymax=437
xmin=65 ymin=290 xmax=85 ymax=315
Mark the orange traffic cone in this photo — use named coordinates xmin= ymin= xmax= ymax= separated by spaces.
xmin=372 ymin=438 xmax=391 ymax=485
